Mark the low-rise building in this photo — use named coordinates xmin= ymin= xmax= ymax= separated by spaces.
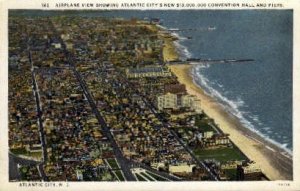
xmin=52 ymin=43 xmax=61 ymax=49
xmin=25 ymin=143 xmax=43 ymax=153
xmin=221 ymin=160 xmax=243 ymax=170
xmin=203 ymin=131 xmax=214 ymax=139
xmin=164 ymin=83 xmax=186 ymax=95
xmin=169 ymin=163 xmax=196 ymax=174
xmin=203 ymin=134 xmax=231 ymax=148
xmin=126 ymin=66 xmax=172 ymax=79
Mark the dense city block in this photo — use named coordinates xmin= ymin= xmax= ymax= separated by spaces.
xmin=9 ymin=14 xmax=264 ymax=181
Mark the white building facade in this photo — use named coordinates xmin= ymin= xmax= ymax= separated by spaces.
xmin=157 ymin=93 xmax=202 ymax=113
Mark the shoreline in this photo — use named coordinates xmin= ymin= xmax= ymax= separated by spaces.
xmin=168 ymin=64 xmax=293 ymax=180
xmin=156 ymin=23 xmax=293 ymax=180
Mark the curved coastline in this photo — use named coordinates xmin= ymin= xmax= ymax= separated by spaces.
xmin=158 ymin=23 xmax=293 ymax=180
xmin=192 ymin=64 xmax=293 ymax=156
xmin=168 ymin=64 xmax=293 ymax=180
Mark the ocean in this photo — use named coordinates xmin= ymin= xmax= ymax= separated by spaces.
xmin=11 ymin=10 xmax=293 ymax=153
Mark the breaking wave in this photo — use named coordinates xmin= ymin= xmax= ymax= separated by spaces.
xmin=191 ymin=64 xmax=292 ymax=155
xmin=163 ymin=25 xmax=292 ymax=155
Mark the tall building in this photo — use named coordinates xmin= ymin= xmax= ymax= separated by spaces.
xmin=157 ymin=92 xmax=177 ymax=110
xmin=181 ymin=95 xmax=202 ymax=113
xmin=157 ymin=93 xmax=202 ymax=113
xmin=237 ymin=162 xmax=263 ymax=180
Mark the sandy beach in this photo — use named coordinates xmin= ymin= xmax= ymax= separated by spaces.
xmin=168 ymin=64 xmax=293 ymax=180
xmin=157 ymin=23 xmax=293 ymax=180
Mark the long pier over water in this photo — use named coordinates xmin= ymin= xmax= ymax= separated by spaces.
xmin=167 ymin=58 xmax=255 ymax=65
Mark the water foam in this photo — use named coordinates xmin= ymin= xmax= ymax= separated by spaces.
xmin=165 ymin=27 xmax=192 ymax=58
xmin=162 ymin=25 xmax=292 ymax=155
xmin=157 ymin=24 xmax=167 ymax=30
xmin=174 ymin=41 xmax=192 ymax=58
xmin=191 ymin=65 xmax=293 ymax=155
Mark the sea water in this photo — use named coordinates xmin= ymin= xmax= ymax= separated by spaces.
xmin=11 ymin=10 xmax=293 ymax=153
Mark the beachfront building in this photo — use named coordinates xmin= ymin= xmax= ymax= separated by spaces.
xmin=157 ymin=92 xmax=178 ymax=110
xmin=237 ymin=162 xmax=263 ymax=180
xmin=221 ymin=160 xmax=244 ymax=170
xmin=125 ymin=66 xmax=172 ymax=79
xmin=202 ymin=134 xmax=231 ymax=148
xmin=181 ymin=95 xmax=202 ymax=113
xmin=157 ymin=93 xmax=202 ymax=113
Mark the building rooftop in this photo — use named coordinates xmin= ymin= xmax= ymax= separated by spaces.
xmin=128 ymin=66 xmax=166 ymax=74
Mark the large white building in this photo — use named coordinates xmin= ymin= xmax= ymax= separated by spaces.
xmin=157 ymin=92 xmax=178 ymax=110
xmin=169 ymin=163 xmax=196 ymax=174
xmin=157 ymin=93 xmax=201 ymax=113
xmin=181 ymin=94 xmax=202 ymax=113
